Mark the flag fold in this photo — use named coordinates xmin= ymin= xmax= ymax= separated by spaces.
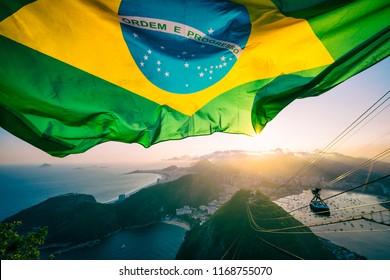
xmin=0 ymin=0 xmax=389 ymax=156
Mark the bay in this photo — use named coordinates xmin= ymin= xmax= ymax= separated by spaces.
xmin=275 ymin=190 xmax=390 ymax=259
xmin=41 ymin=223 xmax=186 ymax=260
xmin=0 ymin=164 xmax=188 ymax=260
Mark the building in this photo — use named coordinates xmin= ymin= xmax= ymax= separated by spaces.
xmin=207 ymin=205 xmax=218 ymax=215
xmin=176 ymin=205 xmax=192 ymax=216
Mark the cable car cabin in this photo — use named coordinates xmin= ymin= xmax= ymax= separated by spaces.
xmin=310 ymin=188 xmax=330 ymax=216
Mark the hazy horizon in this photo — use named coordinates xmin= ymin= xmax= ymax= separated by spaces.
xmin=1 ymin=57 xmax=389 ymax=166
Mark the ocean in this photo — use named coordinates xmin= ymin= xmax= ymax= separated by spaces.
xmin=0 ymin=164 xmax=161 ymax=221
xmin=0 ymin=164 xmax=187 ymax=260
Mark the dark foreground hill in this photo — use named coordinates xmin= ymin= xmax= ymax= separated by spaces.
xmin=3 ymin=193 xmax=119 ymax=246
xmin=4 ymin=173 xmax=223 ymax=247
xmin=4 ymin=166 xmax=364 ymax=259
xmin=176 ymin=189 xmax=363 ymax=260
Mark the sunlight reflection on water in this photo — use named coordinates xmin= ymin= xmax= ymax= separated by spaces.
xmin=275 ymin=190 xmax=390 ymax=259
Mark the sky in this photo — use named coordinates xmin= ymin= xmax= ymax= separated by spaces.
xmin=0 ymin=57 xmax=389 ymax=166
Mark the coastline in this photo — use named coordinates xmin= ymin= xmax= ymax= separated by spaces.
xmin=103 ymin=168 xmax=190 ymax=204
xmin=161 ymin=220 xmax=191 ymax=231
xmin=43 ymin=221 xmax=188 ymax=259
xmin=102 ymin=173 xmax=163 ymax=204
xmin=14 ymin=167 xmax=192 ymax=259
xmin=129 ymin=169 xmax=190 ymax=184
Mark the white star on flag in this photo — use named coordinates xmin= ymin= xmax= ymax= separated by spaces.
xmin=126 ymin=26 xmax=239 ymax=93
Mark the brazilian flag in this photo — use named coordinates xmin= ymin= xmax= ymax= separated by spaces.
xmin=0 ymin=0 xmax=389 ymax=157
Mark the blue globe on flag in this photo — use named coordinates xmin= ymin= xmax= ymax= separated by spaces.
xmin=119 ymin=0 xmax=251 ymax=94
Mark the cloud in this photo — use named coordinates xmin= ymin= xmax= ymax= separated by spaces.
xmin=164 ymin=154 xmax=195 ymax=161
xmin=165 ymin=150 xmax=263 ymax=161
xmin=163 ymin=148 xmax=329 ymax=162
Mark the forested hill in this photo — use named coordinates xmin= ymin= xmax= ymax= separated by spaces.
xmin=4 ymin=173 xmax=223 ymax=247
xmin=3 ymin=159 xmax=368 ymax=259
xmin=176 ymin=189 xmax=363 ymax=260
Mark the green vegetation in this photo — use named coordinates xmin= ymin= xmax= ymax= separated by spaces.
xmin=3 ymin=159 xmax=368 ymax=259
xmin=3 ymin=194 xmax=118 ymax=245
xmin=176 ymin=189 xmax=337 ymax=260
xmin=117 ymin=173 xmax=223 ymax=227
xmin=3 ymin=173 xmax=223 ymax=248
xmin=0 ymin=221 xmax=47 ymax=260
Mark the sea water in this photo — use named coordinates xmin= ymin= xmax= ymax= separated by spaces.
xmin=0 ymin=164 xmax=161 ymax=221
xmin=40 ymin=223 xmax=186 ymax=260
xmin=0 ymin=164 xmax=187 ymax=260
xmin=275 ymin=190 xmax=390 ymax=259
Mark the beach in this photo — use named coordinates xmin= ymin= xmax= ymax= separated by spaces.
xmin=102 ymin=174 xmax=163 ymax=204
xmin=161 ymin=219 xmax=191 ymax=231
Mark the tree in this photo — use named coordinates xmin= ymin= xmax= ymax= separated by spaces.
xmin=0 ymin=221 xmax=48 ymax=260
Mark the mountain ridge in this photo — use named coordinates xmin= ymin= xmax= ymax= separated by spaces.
xmin=175 ymin=189 xmax=364 ymax=260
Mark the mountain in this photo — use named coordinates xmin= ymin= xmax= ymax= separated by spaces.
xmin=185 ymin=159 xmax=219 ymax=174
xmin=4 ymin=173 xmax=224 ymax=247
xmin=176 ymin=189 xmax=363 ymax=260
xmin=161 ymin=165 xmax=179 ymax=171
xmin=116 ymin=173 xmax=224 ymax=227
xmin=204 ymin=150 xmax=390 ymax=198
xmin=4 ymin=193 xmax=118 ymax=246
xmin=3 ymin=158 xmax=371 ymax=259
xmin=214 ymin=150 xmax=389 ymax=179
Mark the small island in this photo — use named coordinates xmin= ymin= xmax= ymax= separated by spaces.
xmin=3 ymin=159 xmax=370 ymax=260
